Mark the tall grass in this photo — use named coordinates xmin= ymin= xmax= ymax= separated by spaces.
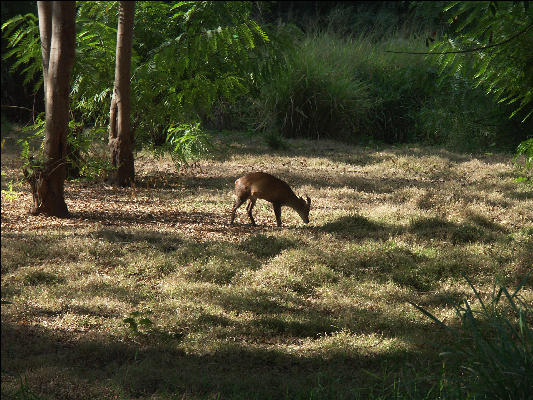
xmin=252 ymin=27 xmax=530 ymax=151
xmin=253 ymin=31 xmax=434 ymax=143
xmin=253 ymin=32 xmax=374 ymax=141
xmin=412 ymin=273 xmax=533 ymax=399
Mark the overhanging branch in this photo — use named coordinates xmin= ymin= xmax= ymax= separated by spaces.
xmin=385 ymin=23 xmax=532 ymax=55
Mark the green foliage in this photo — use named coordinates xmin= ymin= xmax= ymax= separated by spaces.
xmin=251 ymin=12 xmax=531 ymax=150
xmin=412 ymin=273 xmax=533 ymax=399
xmin=67 ymin=126 xmax=113 ymax=181
xmin=2 ymin=1 xmax=273 ymax=174
xmin=165 ymin=122 xmax=213 ymax=169
xmin=1 ymin=177 xmax=21 ymax=201
xmin=254 ymin=31 xmax=444 ymax=143
xmin=123 ymin=310 xmax=154 ymax=335
xmin=16 ymin=115 xmax=111 ymax=181
xmin=515 ymin=138 xmax=533 ymax=169
xmin=514 ymin=137 xmax=533 ymax=182
xmin=413 ymin=77 xmax=518 ymax=151
xmin=132 ymin=1 xmax=272 ymax=147
xmin=12 ymin=376 xmax=43 ymax=400
xmin=431 ymin=1 xmax=533 ymax=122
xmin=18 ymin=115 xmax=45 ymax=176
xmin=1 ymin=13 xmax=42 ymax=92
xmin=71 ymin=3 xmax=119 ymax=127
xmin=263 ymin=130 xmax=288 ymax=150
xmin=254 ymin=32 xmax=374 ymax=141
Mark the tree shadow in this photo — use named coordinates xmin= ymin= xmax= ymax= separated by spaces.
xmin=317 ymin=213 xmax=506 ymax=245
xmin=408 ymin=216 xmax=499 ymax=244
xmin=318 ymin=214 xmax=397 ymax=240
xmin=280 ymin=169 xmax=437 ymax=195
xmin=463 ymin=211 xmax=509 ymax=234
xmin=71 ymin=209 xmax=229 ymax=231
xmin=0 ymin=297 xmax=441 ymax=400
xmin=90 ymin=228 xmax=186 ymax=253
xmin=238 ymin=233 xmax=298 ymax=259
xmin=505 ymin=190 xmax=533 ymax=201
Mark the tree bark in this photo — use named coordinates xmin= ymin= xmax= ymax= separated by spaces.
xmin=28 ymin=1 xmax=76 ymax=218
xmin=37 ymin=1 xmax=52 ymax=99
xmin=108 ymin=1 xmax=135 ymax=187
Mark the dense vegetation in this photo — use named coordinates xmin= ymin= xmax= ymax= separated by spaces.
xmin=2 ymin=1 xmax=532 ymax=175
xmin=1 ymin=1 xmax=532 ymax=399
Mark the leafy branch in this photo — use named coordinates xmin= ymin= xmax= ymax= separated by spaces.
xmin=385 ymin=23 xmax=532 ymax=55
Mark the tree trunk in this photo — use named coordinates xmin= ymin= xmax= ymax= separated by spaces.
xmin=39 ymin=1 xmax=80 ymax=181
xmin=37 ymin=1 xmax=52 ymax=98
xmin=27 ymin=1 xmax=76 ymax=218
xmin=108 ymin=1 xmax=135 ymax=187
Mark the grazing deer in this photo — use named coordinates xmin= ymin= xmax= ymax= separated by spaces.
xmin=230 ymin=172 xmax=311 ymax=227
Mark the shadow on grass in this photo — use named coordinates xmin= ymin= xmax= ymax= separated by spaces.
xmin=506 ymin=190 xmax=533 ymax=201
xmin=2 ymin=232 xmax=528 ymax=398
xmin=238 ymin=233 xmax=298 ymax=259
xmin=222 ymin=133 xmax=475 ymax=166
xmin=281 ymin=170 xmax=438 ymax=195
xmin=319 ymin=214 xmax=396 ymax=240
xmin=71 ymin=209 xmax=231 ymax=231
xmin=0 ymin=311 xmax=437 ymax=400
xmin=319 ymin=214 xmax=504 ymax=245
xmin=91 ymin=228 xmax=185 ymax=252
xmin=408 ymin=216 xmax=496 ymax=244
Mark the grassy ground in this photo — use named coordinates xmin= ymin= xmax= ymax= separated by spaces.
xmin=1 ymin=131 xmax=532 ymax=399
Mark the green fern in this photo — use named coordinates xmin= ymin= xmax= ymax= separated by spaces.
xmin=431 ymin=1 xmax=533 ymax=122
xmin=2 ymin=13 xmax=42 ymax=92
xmin=166 ymin=122 xmax=214 ymax=169
xmin=3 ymin=1 xmax=273 ymax=172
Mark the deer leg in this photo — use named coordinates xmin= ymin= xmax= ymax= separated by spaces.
xmin=273 ymin=203 xmax=282 ymax=227
xmin=246 ymin=197 xmax=257 ymax=226
xmin=230 ymin=196 xmax=247 ymax=225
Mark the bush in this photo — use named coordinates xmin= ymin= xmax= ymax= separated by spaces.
xmin=251 ymin=25 xmax=531 ymax=151
xmin=165 ymin=122 xmax=214 ymax=170
xmin=514 ymin=138 xmax=533 ymax=182
xmin=412 ymin=273 xmax=533 ymax=399
xmin=253 ymin=31 xmax=442 ymax=144
xmin=253 ymin=32 xmax=373 ymax=142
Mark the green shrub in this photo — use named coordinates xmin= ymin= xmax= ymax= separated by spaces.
xmin=252 ymin=26 xmax=531 ymax=151
xmin=253 ymin=31 xmax=438 ymax=144
xmin=165 ymin=122 xmax=214 ymax=170
xmin=514 ymin=137 xmax=533 ymax=182
xmin=412 ymin=273 xmax=533 ymax=399
xmin=262 ymin=131 xmax=288 ymax=150
xmin=253 ymin=32 xmax=374 ymax=142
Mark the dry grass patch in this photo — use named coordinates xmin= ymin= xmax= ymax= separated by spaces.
xmin=2 ymin=132 xmax=532 ymax=399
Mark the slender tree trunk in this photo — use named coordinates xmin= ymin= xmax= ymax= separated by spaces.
xmin=27 ymin=1 xmax=75 ymax=217
xmin=37 ymin=1 xmax=52 ymax=98
xmin=108 ymin=1 xmax=135 ymax=187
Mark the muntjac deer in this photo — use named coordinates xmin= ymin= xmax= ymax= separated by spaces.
xmin=230 ymin=172 xmax=311 ymax=227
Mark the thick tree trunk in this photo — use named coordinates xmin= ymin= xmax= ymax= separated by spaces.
xmin=108 ymin=1 xmax=135 ymax=187
xmin=28 ymin=1 xmax=76 ymax=218
xmin=38 ymin=1 xmax=79 ymax=181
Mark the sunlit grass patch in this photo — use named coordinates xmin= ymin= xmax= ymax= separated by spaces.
xmin=2 ymin=136 xmax=532 ymax=399
xmin=294 ymin=329 xmax=414 ymax=360
xmin=241 ymin=246 xmax=341 ymax=295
